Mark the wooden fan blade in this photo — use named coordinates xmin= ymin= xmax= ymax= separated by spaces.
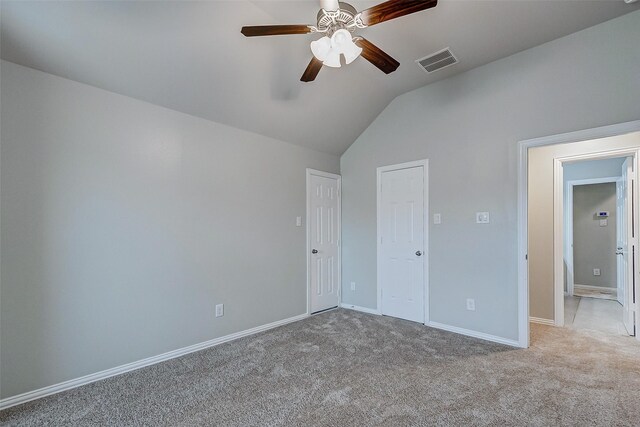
xmin=359 ymin=0 xmax=437 ymax=27
xmin=241 ymin=25 xmax=312 ymax=37
xmin=355 ymin=38 xmax=400 ymax=74
xmin=301 ymin=57 xmax=323 ymax=82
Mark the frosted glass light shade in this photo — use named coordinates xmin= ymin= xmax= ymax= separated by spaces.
xmin=310 ymin=36 xmax=332 ymax=62
xmin=331 ymin=29 xmax=351 ymax=49
xmin=310 ymin=29 xmax=361 ymax=69
xmin=330 ymin=29 xmax=361 ymax=65
xmin=342 ymin=42 xmax=362 ymax=64
xmin=323 ymin=49 xmax=341 ymax=68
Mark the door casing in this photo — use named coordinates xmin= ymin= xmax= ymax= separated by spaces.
xmin=519 ymin=120 xmax=640 ymax=348
xmin=553 ymin=150 xmax=638 ymax=331
xmin=376 ymin=159 xmax=430 ymax=324
xmin=306 ymin=168 xmax=342 ymax=315
xmin=564 ymin=176 xmax=621 ymax=298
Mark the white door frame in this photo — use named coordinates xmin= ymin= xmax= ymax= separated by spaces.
xmin=306 ymin=168 xmax=342 ymax=315
xmin=376 ymin=159 xmax=429 ymax=324
xmin=564 ymin=176 xmax=621 ymax=298
xmin=518 ymin=119 xmax=640 ymax=347
xmin=554 ymin=150 xmax=638 ymax=327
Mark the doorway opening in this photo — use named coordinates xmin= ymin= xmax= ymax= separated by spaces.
xmin=520 ymin=123 xmax=640 ymax=348
xmin=563 ymin=156 xmax=633 ymax=336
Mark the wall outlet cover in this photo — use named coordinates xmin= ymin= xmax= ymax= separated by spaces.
xmin=466 ymin=298 xmax=476 ymax=311
xmin=593 ymin=268 xmax=601 ymax=276
xmin=476 ymin=212 xmax=490 ymax=224
xmin=434 ymin=213 xmax=442 ymax=224
xmin=296 ymin=216 xmax=302 ymax=227
xmin=350 ymin=281 xmax=356 ymax=291
xmin=215 ymin=304 xmax=224 ymax=317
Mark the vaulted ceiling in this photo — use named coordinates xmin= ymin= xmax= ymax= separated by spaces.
xmin=2 ymin=1 xmax=638 ymax=155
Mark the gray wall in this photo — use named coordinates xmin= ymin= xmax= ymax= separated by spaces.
xmin=340 ymin=11 xmax=640 ymax=340
xmin=573 ymin=183 xmax=617 ymax=288
xmin=0 ymin=61 xmax=339 ymax=399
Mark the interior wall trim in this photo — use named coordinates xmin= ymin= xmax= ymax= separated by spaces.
xmin=529 ymin=316 xmax=556 ymax=326
xmin=0 ymin=313 xmax=309 ymax=411
xmin=339 ymin=303 xmax=381 ymax=315
xmin=574 ymin=283 xmax=616 ymax=291
xmin=427 ymin=321 xmax=521 ymax=348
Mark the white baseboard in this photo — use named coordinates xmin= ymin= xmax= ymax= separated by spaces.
xmin=529 ymin=316 xmax=555 ymax=326
xmin=340 ymin=303 xmax=381 ymax=315
xmin=427 ymin=321 xmax=521 ymax=348
xmin=0 ymin=313 xmax=308 ymax=411
xmin=574 ymin=283 xmax=616 ymax=291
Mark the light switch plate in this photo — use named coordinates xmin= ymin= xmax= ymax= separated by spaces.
xmin=593 ymin=268 xmax=601 ymax=276
xmin=476 ymin=212 xmax=490 ymax=224
xmin=466 ymin=298 xmax=476 ymax=311
xmin=296 ymin=216 xmax=302 ymax=227
xmin=599 ymin=219 xmax=607 ymax=227
xmin=434 ymin=213 xmax=441 ymax=224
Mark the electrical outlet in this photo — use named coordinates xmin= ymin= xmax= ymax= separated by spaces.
xmin=350 ymin=281 xmax=356 ymax=291
xmin=433 ymin=213 xmax=442 ymax=224
xmin=215 ymin=304 xmax=224 ymax=317
xmin=599 ymin=219 xmax=607 ymax=227
xmin=466 ymin=298 xmax=476 ymax=311
xmin=476 ymin=212 xmax=490 ymax=224
xmin=296 ymin=216 xmax=302 ymax=227
xmin=593 ymin=268 xmax=601 ymax=276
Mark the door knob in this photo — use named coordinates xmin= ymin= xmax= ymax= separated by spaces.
xmin=415 ymin=251 xmax=422 ymax=256
xmin=312 ymin=249 xmax=318 ymax=254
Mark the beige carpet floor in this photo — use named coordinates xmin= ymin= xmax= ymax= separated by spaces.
xmin=1 ymin=309 xmax=639 ymax=426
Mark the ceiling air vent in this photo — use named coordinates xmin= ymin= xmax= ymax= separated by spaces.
xmin=416 ymin=48 xmax=457 ymax=74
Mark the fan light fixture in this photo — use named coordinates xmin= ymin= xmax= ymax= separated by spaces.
xmin=310 ymin=29 xmax=362 ymax=68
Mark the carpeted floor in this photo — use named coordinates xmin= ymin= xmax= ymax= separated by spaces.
xmin=2 ymin=309 xmax=639 ymax=426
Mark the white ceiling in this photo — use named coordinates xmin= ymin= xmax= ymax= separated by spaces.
xmin=2 ymin=1 xmax=638 ymax=155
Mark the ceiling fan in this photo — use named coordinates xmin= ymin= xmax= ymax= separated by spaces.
xmin=241 ymin=0 xmax=438 ymax=82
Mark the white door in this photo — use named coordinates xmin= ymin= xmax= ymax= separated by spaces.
xmin=308 ymin=171 xmax=340 ymax=314
xmin=378 ymin=164 xmax=426 ymax=323
xmin=618 ymin=158 xmax=635 ymax=335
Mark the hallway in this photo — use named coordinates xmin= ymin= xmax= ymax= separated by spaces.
xmin=565 ymin=295 xmax=629 ymax=336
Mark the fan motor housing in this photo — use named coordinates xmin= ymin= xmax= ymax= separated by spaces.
xmin=315 ymin=2 xmax=363 ymax=34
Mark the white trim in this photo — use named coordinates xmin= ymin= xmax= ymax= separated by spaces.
xmin=566 ymin=177 xmax=620 ymax=186
xmin=574 ymin=283 xmax=617 ymax=291
xmin=427 ymin=321 xmax=520 ymax=347
xmin=376 ymin=159 xmax=429 ymax=324
xmin=553 ymin=158 xmax=565 ymax=326
xmin=529 ymin=317 xmax=556 ymax=326
xmin=564 ymin=180 xmax=574 ymax=296
xmin=554 ymin=149 xmax=639 ymax=330
xmin=339 ymin=303 xmax=381 ymax=315
xmin=0 ymin=313 xmax=308 ymax=411
xmin=306 ymin=168 xmax=342 ymax=315
xmin=518 ymin=120 xmax=640 ymax=348
xmin=565 ymin=176 xmax=622 ymax=297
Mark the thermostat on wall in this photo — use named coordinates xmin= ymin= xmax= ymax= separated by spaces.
xmin=596 ymin=211 xmax=610 ymax=218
